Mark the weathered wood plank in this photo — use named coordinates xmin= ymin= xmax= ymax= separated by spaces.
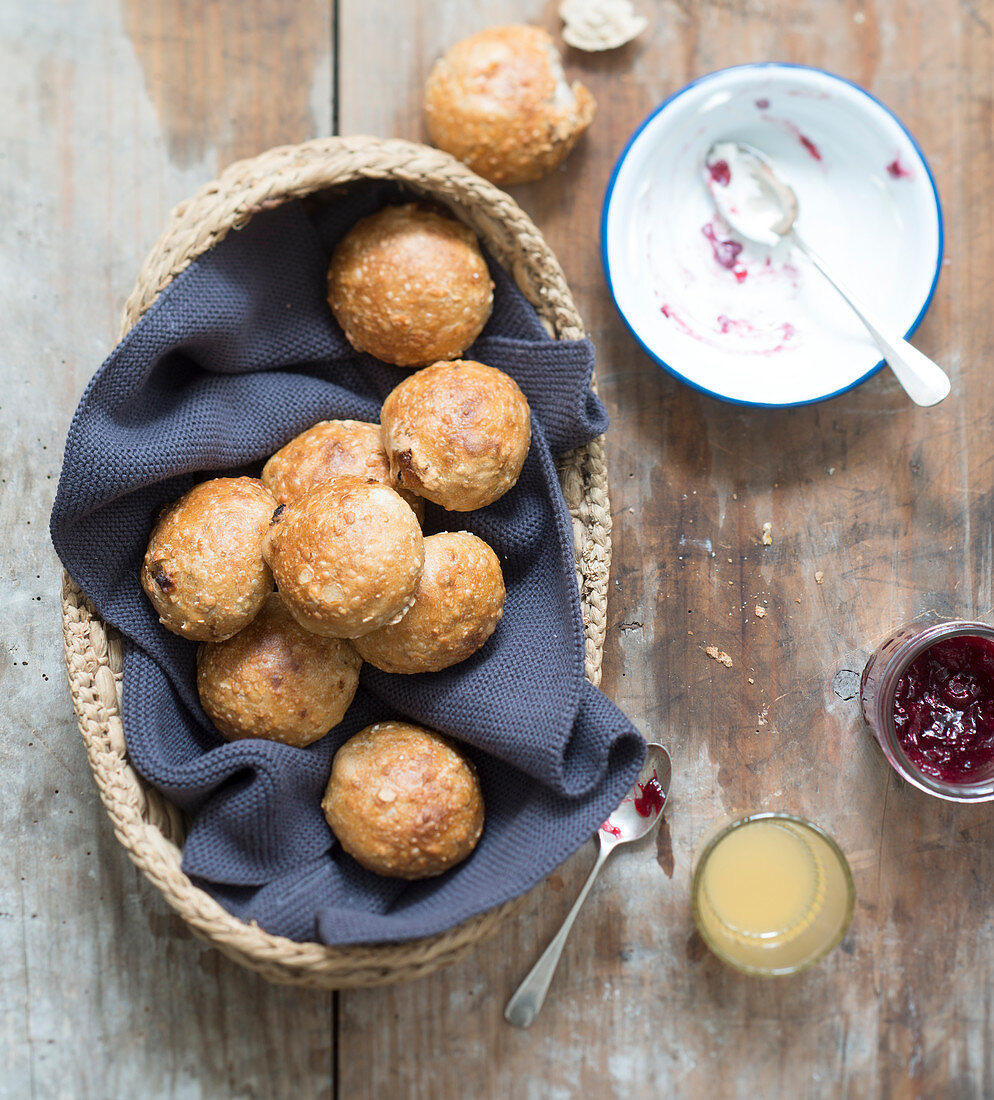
xmin=1 ymin=2 xmax=335 ymax=1097
xmin=338 ymin=1 xmax=994 ymax=1097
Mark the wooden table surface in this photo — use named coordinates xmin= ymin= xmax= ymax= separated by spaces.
xmin=4 ymin=1 xmax=994 ymax=1097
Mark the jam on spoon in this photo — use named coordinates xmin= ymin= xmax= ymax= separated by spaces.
xmin=633 ymin=772 xmax=666 ymax=816
xmin=892 ymin=635 xmax=994 ymax=783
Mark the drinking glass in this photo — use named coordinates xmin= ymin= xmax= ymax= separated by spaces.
xmin=692 ymin=812 xmax=854 ymax=976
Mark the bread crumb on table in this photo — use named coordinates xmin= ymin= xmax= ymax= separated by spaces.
xmin=815 ymin=570 xmax=824 ymax=584
xmin=761 ymin=522 xmax=773 ymax=546
xmin=705 ymin=645 xmax=733 ymax=668
xmin=755 ymin=605 xmax=766 ymax=618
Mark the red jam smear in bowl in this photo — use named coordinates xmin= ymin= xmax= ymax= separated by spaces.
xmin=892 ymin=636 xmax=994 ymax=783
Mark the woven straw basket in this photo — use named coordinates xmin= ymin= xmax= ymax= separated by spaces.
xmin=60 ymin=136 xmax=612 ymax=988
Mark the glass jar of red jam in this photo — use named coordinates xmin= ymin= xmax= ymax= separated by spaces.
xmin=860 ymin=616 xmax=994 ymax=802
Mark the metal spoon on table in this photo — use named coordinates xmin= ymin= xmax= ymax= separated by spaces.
xmin=504 ymin=742 xmax=672 ymax=1029
xmin=703 ymin=140 xmax=950 ymax=408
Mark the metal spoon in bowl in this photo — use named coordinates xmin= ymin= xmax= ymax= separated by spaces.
xmin=504 ymin=742 xmax=672 ymax=1029
xmin=703 ymin=140 xmax=950 ymax=408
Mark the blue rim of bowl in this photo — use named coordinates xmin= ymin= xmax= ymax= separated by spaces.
xmin=600 ymin=62 xmax=945 ymax=408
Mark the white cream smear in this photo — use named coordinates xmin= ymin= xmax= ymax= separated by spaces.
xmin=641 ymin=159 xmax=804 ymax=358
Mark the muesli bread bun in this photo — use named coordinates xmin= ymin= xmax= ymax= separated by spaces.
xmin=262 ymin=475 xmax=424 ymax=638
xmin=141 ymin=476 xmax=276 ymax=642
xmin=323 ymin=721 xmax=484 ymax=879
xmin=197 ymin=593 xmax=361 ymax=747
xmin=424 ymin=24 xmax=596 ymax=185
xmin=380 ymin=359 xmax=531 ymax=512
xmin=327 ymin=203 xmax=493 ymax=368
xmin=355 ymin=532 xmax=505 ymax=673
xmin=262 ymin=419 xmax=424 ymax=523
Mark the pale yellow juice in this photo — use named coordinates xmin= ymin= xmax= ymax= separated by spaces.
xmin=693 ymin=814 xmax=854 ymax=975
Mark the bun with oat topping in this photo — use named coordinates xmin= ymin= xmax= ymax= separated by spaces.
xmin=197 ymin=593 xmax=361 ymax=747
xmin=261 ymin=475 xmax=424 ymax=638
xmin=355 ymin=532 xmax=505 ymax=674
xmin=323 ymin=721 xmax=484 ymax=879
xmin=380 ymin=359 xmax=531 ymax=512
xmin=327 ymin=203 xmax=493 ymax=368
xmin=140 ymin=477 xmax=276 ymax=642
xmin=424 ymin=24 xmax=596 ymax=185
xmin=262 ymin=419 xmax=425 ymax=523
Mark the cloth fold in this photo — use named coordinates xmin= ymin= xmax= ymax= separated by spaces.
xmin=51 ymin=185 xmax=645 ymax=945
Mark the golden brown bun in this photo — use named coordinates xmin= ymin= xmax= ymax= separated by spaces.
xmin=196 ymin=593 xmax=361 ymax=747
xmin=380 ymin=359 xmax=531 ymax=512
xmin=327 ymin=204 xmax=493 ymax=368
xmin=262 ymin=475 xmax=424 ymax=638
xmin=262 ymin=419 xmax=425 ymax=523
xmin=323 ymin=721 xmax=484 ymax=879
xmin=355 ymin=532 xmax=505 ymax=673
xmin=424 ymin=24 xmax=596 ymax=185
xmin=140 ymin=477 xmax=277 ymax=642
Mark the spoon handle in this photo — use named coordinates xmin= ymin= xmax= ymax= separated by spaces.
xmin=789 ymin=231 xmax=950 ymax=408
xmin=504 ymin=841 xmax=612 ymax=1028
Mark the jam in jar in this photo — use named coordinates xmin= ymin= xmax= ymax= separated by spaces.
xmin=860 ymin=617 xmax=994 ymax=802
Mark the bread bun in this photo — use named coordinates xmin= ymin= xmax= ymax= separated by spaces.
xmin=323 ymin=721 xmax=484 ymax=879
xmin=355 ymin=532 xmax=505 ymax=673
xmin=197 ymin=593 xmax=361 ymax=747
xmin=262 ymin=475 xmax=424 ymax=638
xmin=327 ymin=203 xmax=493 ymax=368
xmin=262 ymin=419 xmax=425 ymax=523
xmin=140 ymin=477 xmax=277 ymax=642
xmin=380 ymin=359 xmax=531 ymax=511
xmin=424 ymin=24 xmax=596 ymax=185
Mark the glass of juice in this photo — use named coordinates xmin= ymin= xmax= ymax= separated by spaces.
xmin=692 ymin=812 xmax=854 ymax=976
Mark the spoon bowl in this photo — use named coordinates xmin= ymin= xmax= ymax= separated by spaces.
xmin=600 ymin=742 xmax=673 ymax=845
xmin=704 ymin=140 xmax=798 ymax=244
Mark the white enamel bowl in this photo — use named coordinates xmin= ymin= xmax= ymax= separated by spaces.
xmin=601 ymin=64 xmax=943 ymax=407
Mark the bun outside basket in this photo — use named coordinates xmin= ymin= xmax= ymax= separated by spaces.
xmin=60 ymin=136 xmax=612 ymax=988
